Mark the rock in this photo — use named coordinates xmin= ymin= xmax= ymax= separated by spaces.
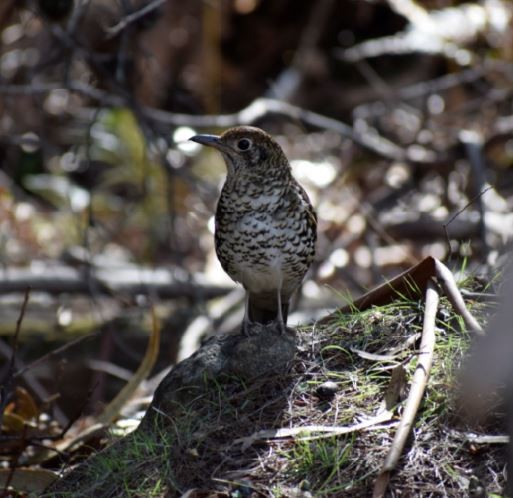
xmin=315 ymin=380 xmax=338 ymax=400
xmin=46 ymin=323 xmax=296 ymax=496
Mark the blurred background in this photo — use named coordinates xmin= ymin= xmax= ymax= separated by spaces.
xmin=1 ymin=0 xmax=513 ymax=420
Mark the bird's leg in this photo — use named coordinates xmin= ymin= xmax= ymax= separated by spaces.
xmin=243 ymin=291 xmax=251 ymax=336
xmin=276 ymin=284 xmax=286 ymax=334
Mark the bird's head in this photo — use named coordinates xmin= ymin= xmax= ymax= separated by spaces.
xmin=190 ymin=126 xmax=290 ymax=179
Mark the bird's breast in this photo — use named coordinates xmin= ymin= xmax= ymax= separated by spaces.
xmin=214 ymin=193 xmax=315 ymax=294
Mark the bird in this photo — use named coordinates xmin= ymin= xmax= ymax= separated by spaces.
xmin=190 ymin=126 xmax=317 ymax=334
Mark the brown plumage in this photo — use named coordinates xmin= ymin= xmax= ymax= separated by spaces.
xmin=190 ymin=126 xmax=317 ymax=333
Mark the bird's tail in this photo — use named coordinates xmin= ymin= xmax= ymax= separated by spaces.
xmin=247 ymin=291 xmax=289 ymax=325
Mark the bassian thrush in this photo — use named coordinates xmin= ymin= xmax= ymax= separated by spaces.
xmin=190 ymin=126 xmax=317 ymax=333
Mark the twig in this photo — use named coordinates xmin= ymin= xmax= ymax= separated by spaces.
xmin=268 ymin=0 xmax=335 ymax=100
xmin=465 ymin=433 xmax=509 ymax=445
xmin=13 ymin=333 xmax=97 ymax=380
xmin=9 ymin=288 xmax=29 ymax=366
xmin=318 ymin=256 xmax=436 ymax=321
xmin=0 ymin=341 xmax=68 ymax=426
xmin=235 ymin=410 xmax=395 ymax=450
xmin=460 ymin=289 xmax=498 ymax=302
xmin=0 ymin=288 xmax=31 ymax=432
xmin=433 ymin=259 xmax=484 ymax=335
xmin=373 ymin=280 xmax=439 ymax=498
xmin=96 ymin=305 xmax=161 ymax=425
xmin=106 ymin=0 xmax=166 ymax=37
xmin=354 ymin=61 xmax=510 ymax=120
xmin=458 ymin=130 xmax=490 ymax=261
xmin=0 ymin=80 xmax=124 ymax=104
xmin=1 ymin=425 xmax=28 ymax=496
xmin=443 ymin=185 xmax=492 ymax=260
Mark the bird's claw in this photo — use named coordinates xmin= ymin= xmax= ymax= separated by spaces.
xmin=242 ymin=319 xmax=259 ymax=336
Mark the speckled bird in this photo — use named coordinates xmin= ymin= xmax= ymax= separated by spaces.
xmin=190 ymin=126 xmax=317 ymax=333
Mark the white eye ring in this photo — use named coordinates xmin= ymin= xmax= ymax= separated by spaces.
xmin=236 ymin=138 xmax=252 ymax=151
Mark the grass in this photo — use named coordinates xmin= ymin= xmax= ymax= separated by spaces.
xmin=43 ymin=283 xmax=507 ymax=497
xmin=283 ymin=434 xmax=355 ymax=495
xmin=41 ymin=418 xmax=179 ymax=498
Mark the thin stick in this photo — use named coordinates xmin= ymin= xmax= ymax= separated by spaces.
xmin=0 ymin=288 xmax=31 ymax=430
xmin=373 ymin=280 xmax=439 ymax=498
xmin=442 ymin=185 xmax=492 ymax=260
xmin=106 ymin=0 xmax=166 ymax=37
xmin=14 ymin=333 xmax=96 ymax=380
xmin=1 ymin=289 xmax=30 ymax=496
xmin=96 ymin=305 xmax=161 ymax=425
xmin=434 ymin=259 xmax=484 ymax=335
xmin=10 ymin=289 xmax=30 ymax=361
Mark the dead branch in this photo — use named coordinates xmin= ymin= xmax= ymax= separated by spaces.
xmin=13 ymin=333 xmax=96 ymax=380
xmin=0 ymin=265 xmax=232 ymax=299
xmin=354 ymin=62 xmax=511 ymax=120
xmin=235 ymin=410 xmax=395 ymax=450
xmin=107 ymin=0 xmax=166 ymax=37
xmin=0 ymin=289 xmax=31 ymax=431
xmin=387 ymin=212 xmax=479 ymax=240
xmin=340 ymin=0 xmax=510 ymax=64
xmin=320 ymin=256 xmax=483 ymax=336
xmin=458 ymin=130 xmax=491 ymax=259
xmin=0 ymin=340 xmax=68 ymax=426
xmin=0 ymin=74 xmax=439 ymax=164
xmin=144 ymin=97 xmax=437 ymax=164
xmin=97 ymin=306 xmax=160 ymax=425
xmin=373 ymin=280 xmax=439 ymax=497
xmin=267 ymin=0 xmax=335 ymax=100
xmin=0 ymin=468 xmax=58 ymax=494
xmin=433 ymin=259 xmax=484 ymax=334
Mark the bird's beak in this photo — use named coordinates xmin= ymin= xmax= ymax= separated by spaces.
xmin=189 ymin=134 xmax=232 ymax=153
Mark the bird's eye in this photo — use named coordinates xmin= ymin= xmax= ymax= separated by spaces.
xmin=237 ymin=138 xmax=252 ymax=151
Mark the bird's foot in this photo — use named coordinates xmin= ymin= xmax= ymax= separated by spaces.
xmin=274 ymin=318 xmax=288 ymax=335
xmin=242 ymin=319 xmax=263 ymax=336
xmin=242 ymin=320 xmax=287 ymax=336
xmin=242 ymin=320 xmax=249 ymax=336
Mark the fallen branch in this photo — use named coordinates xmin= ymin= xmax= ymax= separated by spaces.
xmin=235 ymin=409 xmax=395 ymax=450
xmin=0 ymin=77 xmax=439 ymax=164
xmin=320 ymin=256 xmax=483 ymax=335
xmin=0 ymin=265 xmax=232 ymax=299
xmin=319 ymin=256 xmax=435 ymax=320
xmin=465 ymin=433 xmax=509 ymax=445
xmin=145 ymin=97 xmax=435 ymax=163
xmin=0 ymin=289 xmax=32 ymax=496
xmin=373 ymin=280 xmax=439 ymax=498
xmin=97 ymin=306 xmax=161 ymax=425
xmin=0 ymin=289 xmax=31 ymax=432
xmin=433 ymin=259 xmax=483 ymax=334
